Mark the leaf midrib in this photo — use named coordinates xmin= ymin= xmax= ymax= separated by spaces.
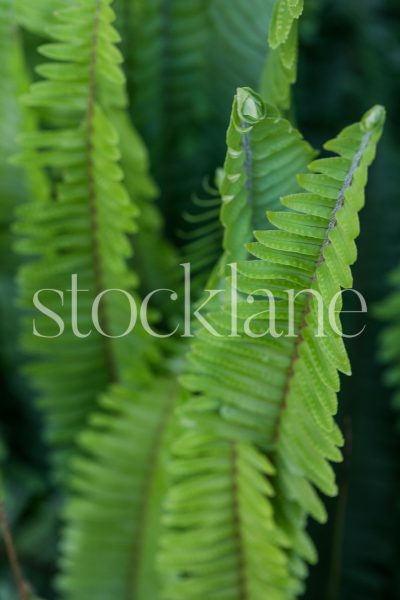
xmin=127 ymin=383 xmax=177 ymax=599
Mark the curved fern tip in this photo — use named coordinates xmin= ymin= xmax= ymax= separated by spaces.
xmin=361 ymin=105 xmax=386 ymax=132
xmin=236 ymin=87 xmax=266 ymax=124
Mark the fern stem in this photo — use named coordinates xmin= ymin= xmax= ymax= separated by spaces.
xmin=0 ymin=500 xmax=31 ymax=600
xmin=230 ymin=443 xmax=248 ymax=600
xmin=87 ymin=0 xmax=118 ymax=382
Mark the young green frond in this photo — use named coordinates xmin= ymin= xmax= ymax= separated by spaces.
xmin=162 ymin=103 xmax=384 ymax=596
xmin=58 ymin=377 xmax=180 ymax=600
xmin=14 ymin=0 xmax=157 ymax=467
xmin=177 ymin=85 xmax=314 ymax=293
xmin=220 ymin=87 xmax=315 ymax=265
xmin=161 ymin=431 xmax=295 ymax=600
xmin=260 ymin=0 xmax=304 ymax=110
xmin=180 ymin=171 xmax=223 ymax=294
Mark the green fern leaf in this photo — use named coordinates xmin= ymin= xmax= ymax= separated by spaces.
xmin=179 ymin=86 xmax=314 ymax=293
xmin=180 ymin=171 xmax=224 ymax=294
xmin=161 ymin=431 xmax=295 ymax=599
xmin=220 ymin=88 xmax=315 ymax=266
xmin=162 ymin=103 xmax=385 ymax=596
xmin=181 ymin=87 xmax=315 ymax=293
xmin=261 ymin=0 xmax=304 ymax=110
xmin=58 ymin=377 xmax=180 ymax=600
xmin=14 ymin=0 xmax=157 ymax=467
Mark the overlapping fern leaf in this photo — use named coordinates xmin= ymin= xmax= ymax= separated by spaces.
xmin=261 ymin=0 xmax=304 ymax=110
xmin=181 ymin=87 xmax=315 ymax=293
xmin=161 ymin=97 xmax=385 ymax=597
xmin=58 ymin=375 xmax=181 ymax=600
xmin=377 ymin=266 xmax=400 ymax=414
xmin=219 ymin=88 xmax=315 ymax=265
xmin=180 ymin=171 xmax=224 ymax=294
xmin=14 ymin=0 xmax=158 ymax=467
xmin=16 ymin=0 xmax=178 ymax=320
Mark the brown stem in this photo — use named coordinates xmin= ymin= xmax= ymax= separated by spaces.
xmin=0 ymin=499 xmax=31 ymax=600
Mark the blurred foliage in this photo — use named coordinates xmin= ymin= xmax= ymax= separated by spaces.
xmin=0 ymin=0 xmax=399 ymax=598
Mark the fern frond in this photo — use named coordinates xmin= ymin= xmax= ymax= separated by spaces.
xmin=179 ymin=84 xmax=314 ymax=293
xmin=161 ymin=431 xmax=295 ymax=600
xmin=15 ymin=0 xmax=157 ymax=466
xmin=178 ymin=86 xmax=314 ymax=304
xmin=162 ymin=103 xmax=385 ymax=596
xmin=179 ymin=172 xmax=224 ymax=295
xmin=58 ymin=377 xmax=180 ymax=600
xmin=260 ymin=0 xmax=304 ymax=110
xmin=180 ymin=87 xmax=315 ymax=297
xmin=220 ymin=88 xmax=315 ymax=266
xmin=269 ymin=0 xmax=303 ymax=51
